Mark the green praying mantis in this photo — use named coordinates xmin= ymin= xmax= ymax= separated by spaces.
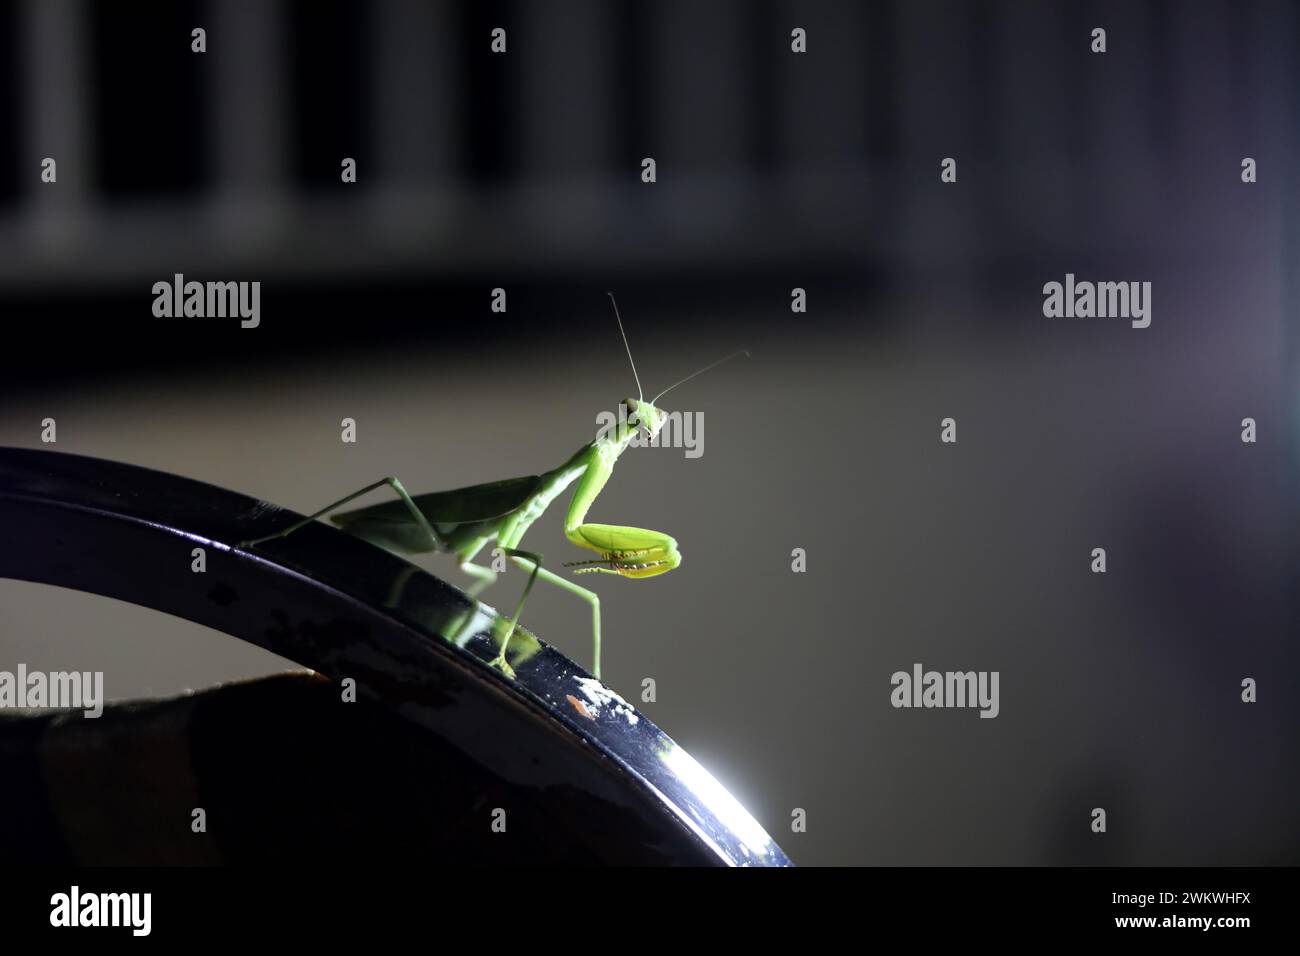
xmin=238 ymin=295 xmax=747 ymax=681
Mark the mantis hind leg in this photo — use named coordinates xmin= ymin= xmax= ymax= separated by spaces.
xmin=237 ymin=476 xmax=444 ymax=552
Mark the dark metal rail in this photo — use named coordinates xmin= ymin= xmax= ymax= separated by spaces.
xmin=0 ymin=446 xmax=790 ymax=866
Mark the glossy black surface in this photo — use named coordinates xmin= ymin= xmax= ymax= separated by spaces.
xmin=0 ymin=447 xmax=791 ymax=866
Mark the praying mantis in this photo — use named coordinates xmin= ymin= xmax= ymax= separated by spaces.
xmin=238 ymin=295 xmax=746 ymax=681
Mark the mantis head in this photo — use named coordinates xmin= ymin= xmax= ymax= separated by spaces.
xmin=624 ymin=398 xmax=666 ymax=439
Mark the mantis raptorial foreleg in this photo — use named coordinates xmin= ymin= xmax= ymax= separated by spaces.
xmin=566 ymin=524 xmax=680 ymax=578
xmin=238 ymin=476 xmax=443 ymax=552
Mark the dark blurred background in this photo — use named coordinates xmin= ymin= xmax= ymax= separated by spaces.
xmin=1 ymin=0 xmax=1297 ymax=865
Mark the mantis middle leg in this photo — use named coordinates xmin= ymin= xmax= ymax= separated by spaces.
xmin=508 ymin=555 xmax=602 ymax=679
xmin=484 ymin=547 xmax=542 ymax=678
xmin=458 ymin=558 xmax=497 ymax=597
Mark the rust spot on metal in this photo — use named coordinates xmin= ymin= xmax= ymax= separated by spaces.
xmin=565 ymin=694 xmax=595 ymax=720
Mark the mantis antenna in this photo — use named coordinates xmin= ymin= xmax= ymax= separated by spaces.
xmin=652 ymin=349 xmax=751 ymax=405
xmin=607 ymin=292 xmax=643 ymax=402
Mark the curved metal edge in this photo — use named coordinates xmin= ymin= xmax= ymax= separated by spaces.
xmin=0 ymin=447 xmax=792 ymax=867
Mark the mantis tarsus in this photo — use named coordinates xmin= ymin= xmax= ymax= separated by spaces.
xmin=238 ymin=295 xmax=746 ymax=680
